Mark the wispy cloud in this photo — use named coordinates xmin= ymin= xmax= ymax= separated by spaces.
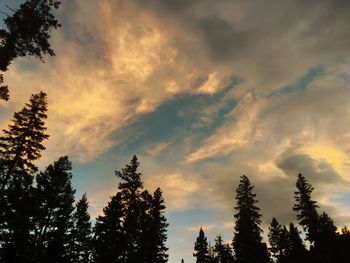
xmin=186 ymin=92 xmax=264 ymax=163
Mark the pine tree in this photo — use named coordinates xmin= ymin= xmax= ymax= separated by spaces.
xmin=116 ymin=155 xmax=145 ymax=262
xmin=0 ymin=92 xmax=49 ymax=263
xmin=286 ymin=223 xmax=307 ymax=263
xmin=213 ymin=235 xmax=234 ymax=263
xmin=233 ymin=175 xmax=270 ymax=263
xmin=268 ymin=218 xmax=284 ymax=259
xmin=0 ymin=91 xmax=49 ymax=190
xmin=93 ymin=192 xmax=125 ymax=263
xmin=71 ymin=194 xmax=92 ymax=263
xmin=318 ymin=212 xmax=336 ymax=244
xmin=0 ymin=0 xmax=61 ymax=100
xmin=316 ymin=212 xmax=337 ymax=263
xmin=268 ymin=219 xmax=306 ymax=263
xmin=194 ymin=228 xmax=211 ymax=263
xmin=142 ymin=188 xmax=169 ymax=263
xmin=33 ymin=156 xmax=76 ymax=263
xmin=293 ymin=173 xmax=319 ymax=244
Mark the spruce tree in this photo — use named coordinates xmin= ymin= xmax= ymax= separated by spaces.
xmin=194 ymin=228 xmax=211 ymax=263
xmin=316 ymin=212 xmax=337 ymax=263
xmin=33 ymin=156 xmax=76 ymax=263
xmin=286 ymin=223 xmax=307 ymax=263
xmin=71 ymin=194 xmax=92 ymax=263
xmin=268 ymin=219 xmax=305 ymax=263
xmin=268 ymin=218 xmax=284 ymax=259
xmin=116 ymin=155 xmax=145 ymax=262
xmin=142 ymin=188 xmax=169 ymax=263
xmin=213 ymin=235 xmax=234 ymax=263
xmin=233 ymin=175 xmax=270 ymax=263
xmin=0 ymin=91 xmax=49 ymax=190
xmin=0 ymin=92 xmax=49 ymax=263
xmin=93 ymin=192 xmax=125 ymax=263
xmin=293 ymin=173 xmax=319 ymax=244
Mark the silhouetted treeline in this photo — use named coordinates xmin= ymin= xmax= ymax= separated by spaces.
xmin=0 ymin=93 xmax=169 ymax=263
xmin=193 ymin=174 xmax=350 ymax=263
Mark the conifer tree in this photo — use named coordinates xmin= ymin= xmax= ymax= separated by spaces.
xmin=213 ymin=235 xmax=234 ymax=263
xmin=142 ymin=188 xmax=169 ymax=263
xmin=93 ymin=192 xmax=125 ymax=263
xmin=71 ymin=194 xmax=92 ymax=263
xmin=0 ymin=0 xmax=61 ymax=100
xmin=268 ymin=218 xmax=284 ymax=259
xmin=286 ymin=223 xmax=307 ymax=263
xmin=316 ymin=212 xmax=337 ymax=263
xmin=116 ymin=155 xmax=145 ymax=262
xmin=233 ymin=175 xmax=270 ymax=263
xmin=0 ymin=91 xmax=49 ymax=190
xmin=293 ymin=173 xmax=319 ymax=244
xmin=33 ymin=156 xmax=76 ymax=263
xmin=0 ymin=92 xmax=48 ymax=263
xmin=268 ymin=219 xmax=305 ymax=263
xmin=318 ymin=212 xmax=337 ymax=245
xmin=194 ymin=228 xmax=211 ymax=263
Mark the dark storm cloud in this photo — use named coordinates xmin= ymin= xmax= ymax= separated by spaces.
xmin=135 ymin=0 xmax=350 ymax=65
xmin=276 ymin=150 xmax=343 ymax=185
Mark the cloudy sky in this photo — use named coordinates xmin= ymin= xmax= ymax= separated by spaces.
xmin=2 ymin=0 xmax=350 ymax=262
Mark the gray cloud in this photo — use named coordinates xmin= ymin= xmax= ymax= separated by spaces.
xmin=276 ymin=150 xmax=343 ymax=185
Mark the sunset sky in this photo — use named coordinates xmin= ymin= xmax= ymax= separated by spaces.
xmin=1 ymin=0 xmax=350 ymax=262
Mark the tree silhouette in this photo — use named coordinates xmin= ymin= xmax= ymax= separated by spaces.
xmin=213 ymin=235 xmax=234 ymax=263
xmin=116 ymin=155 xmax=145 ymax=262
xmin=268 ymin=218 xmax=307 ymax=263
xmin=93 ymin=192 xmax=125 ymax=263
xmin=268 ymin=218 xmax=285 ymax=260
xmin=33 ymin=156 xmax=76 ymax=263
xmin=293 ymin=173 xmax=319 ymax=244
xmin=71 ymin=194 xmax=92 ymax=263
xmin=233 ymin=175 xmax=270 ymax=263
xmin=194 ymin=228 xmax=211 ymax=263
xmin=0 ymin=0 xmax=61 ymax=100
xmin=0 ymin=92 xmax=48 ymax=263
xmin=286 ymin=223 xmax=307 ymax=263
xmin=142 ymin=188 xmax=169 ymax=263
xmin=0 ymin=91 xmax=48 ymax=191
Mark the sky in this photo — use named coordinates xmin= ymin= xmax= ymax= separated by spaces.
xmin=1 ymin=0 xmax=350 ymax=262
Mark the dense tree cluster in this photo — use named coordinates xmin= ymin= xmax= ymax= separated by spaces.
xmin=1 ymin=2 xmax=350 ymax=263
xmin=193 ymin=173 xmax=350 ymax=263
xmin=0 ymin=93 xmax=169 ymax=263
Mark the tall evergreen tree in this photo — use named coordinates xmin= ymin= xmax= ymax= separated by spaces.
xmin=286 ymin=223 xmax=307 ymax=263
xmin=213 ymin=235 xmax=234 ymax=263
xmin=116 ymin=155 xmax=145 ymax=262
xmin=293 ymin=173 xmax=319 ymax=244
xmin=0 ymin=0 xmax=61 ymax=100
xmin=141 ymin=188 xmax=169 ymax=263
xmin=33 ymin=156 xmax=76 ymax=263
xmin=233 ymin=175 xmax=270 ymax=263
xmin=93 ymin=193 xmax=124 ymax=263
xmin=268 ymin=218 xmax=284 ymax=259
xmin=0 ymin=92 xmax=49 ymax=263
xmin=0 ymin=91 xmax=48 ymax=190
xmin=71 ymin=194 xmax=92 ymax=263
xmin=194 ymin=228 xmax=211 ymax=263
xmin=268 ymin=219 xmax=306 ymax=263
xmin=315 ymin=212 xmax=337 ymax=263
